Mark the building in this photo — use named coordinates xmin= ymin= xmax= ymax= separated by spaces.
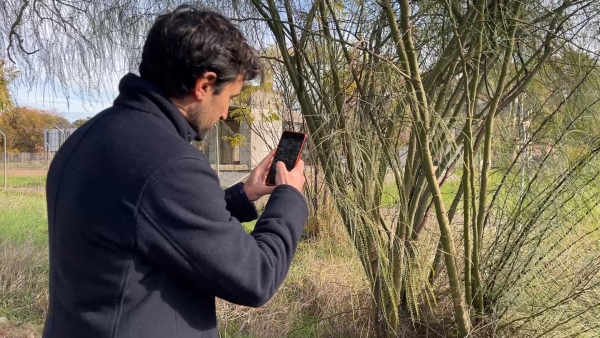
xmin=203 ymin=86 xmax=304 ymax=171
xmin=44 ymin=128 xmax=77 ymax=152
xmin=40 ymin=86 xmax=304 ymax=188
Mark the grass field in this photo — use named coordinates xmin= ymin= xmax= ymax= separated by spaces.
xmin=1 ymin=176 xmax=46 ymax=189
xmin=0 ymin=188 xmax=49 ymax=333
xmin=382 ymin=173 xmax=464 ymax=208
xmin=0 ymin=192 xmax=47 ymax=244
xmin=0 ymin=173 xmax=491 ymax=337
xmin=2 ymin=171 xmax=599 ymax=337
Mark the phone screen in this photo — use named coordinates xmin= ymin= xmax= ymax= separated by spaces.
xmin=266 ymin=132 xmax=306 ymax=186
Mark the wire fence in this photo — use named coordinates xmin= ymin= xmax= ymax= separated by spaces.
xmin=0 ymin=152 xmax=50 ymax=169
xmin=0 ymin=119 xmax=306 ymax=190
xmin=0 ymin=151 xmax=255 ymax=189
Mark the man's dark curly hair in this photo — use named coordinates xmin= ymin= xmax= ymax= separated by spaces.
xmin=139 ymin=5 xmax=261 ymax=98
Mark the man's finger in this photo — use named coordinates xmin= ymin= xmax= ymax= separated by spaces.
xmin=293 ymin=159 xmax=305 ymax=172
xmin=276 ymin=161 xmax=287 ymax=171
xmin=261 ymin=186 xmax=276 ymax=195
xmin=257 ymin=149 xmax=277 ymax=169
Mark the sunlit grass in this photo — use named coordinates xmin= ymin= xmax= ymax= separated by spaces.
xmin=0 ymin=191 xmax=47 ymax=245
xmin=0 ymin=176 xmax=46 ymax=189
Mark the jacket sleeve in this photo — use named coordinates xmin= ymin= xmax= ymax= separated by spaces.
xmin=223 ymin=182 xmax=259 ymax=223
xmin=135 ymin=157 xmax=308 ymax=307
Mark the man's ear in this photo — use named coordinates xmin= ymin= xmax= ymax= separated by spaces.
xmin=193 ymin=72 xmax=217 ymax=100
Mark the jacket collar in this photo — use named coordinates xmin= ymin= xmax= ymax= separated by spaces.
xmin=113 ymin=73 xmax=200 ymax=142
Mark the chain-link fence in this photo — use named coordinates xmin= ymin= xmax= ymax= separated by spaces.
xmin=0 ymin=152 xmax=50 ymax=169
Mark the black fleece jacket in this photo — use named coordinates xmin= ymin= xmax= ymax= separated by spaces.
xmin=42 ymin=73 xmax=308 ymax=338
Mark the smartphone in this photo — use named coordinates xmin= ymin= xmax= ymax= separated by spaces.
xmin=265 ymin=131 xmax=307 ymax=186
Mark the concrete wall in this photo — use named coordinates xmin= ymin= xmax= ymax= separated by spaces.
xmin=248 ymin=120 xmax=282 ymax=168
xmin=205 ymin=88 xmax=295 ymax=170
xmin=251 ymin=90 xmax=284 ymax=167
xmin=220 ymin=120 xmax=240 ymax=164
xmin=239 ymin=120 xmax=253 ymax=168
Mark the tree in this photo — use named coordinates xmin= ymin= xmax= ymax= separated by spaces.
xmin=71 ymin=117 xmax=91 ymax=128
xmin=0 ymin=59 xmax=17 ymax=112
xmin=0 ymin=107 xmax=69 ymax=152
xmin=245 ymin=0 xmax=600 ymax=336
xmin=0 ymin=0 xmax=240 ymax=103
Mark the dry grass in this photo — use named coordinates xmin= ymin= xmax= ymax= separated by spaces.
xmin=0 ymin=190 xmax=49 ymax=337
xmin=7 ymin=180 xmax=596 ymax=337
xmin=0 ymin=240 xmax=47 ymax=338
xmin=0 ymin=190 xmax=379 ymax=338
xmin=217 ymin=216 xmax=374 ymax=338
xmin=0 ymin=211 xmax=507 ymax=338
xmin=0 ymin=322 xmax=41 ymax=338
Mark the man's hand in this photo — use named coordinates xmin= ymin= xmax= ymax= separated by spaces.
xmin=243 ymin=149 xmax=277 ymax=202
xmin=275 ymin=160 xmax=305 ymax=194
xmin=243 ymin=150 xmax=307 ymax=201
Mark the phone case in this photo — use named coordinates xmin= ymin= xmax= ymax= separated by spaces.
xmin=265 ymin=131 xmax=307 ymax=186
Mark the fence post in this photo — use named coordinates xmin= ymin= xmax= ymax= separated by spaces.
xmin=55 ymin=126 xmax=66 ymax=147
xmin=0 ymin=130 xmax=6 ymax=191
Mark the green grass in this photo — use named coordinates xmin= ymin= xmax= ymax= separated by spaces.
xmin=382 ymin=177 xmax=461 ymax=207
xmin=0 ymin=176 xmax=46 ymax=189
xmin=0 ymin=189 xmax=48 ymax=328
xmin=0 ymin=191 xmax=47 ymax=245
xmin=12 ymin=170 xmax=597 ymax=337
xmin=0 ymin=186 xmax=259 ymax=331
xmin=381 ymin=170 xmax=507 ymax=210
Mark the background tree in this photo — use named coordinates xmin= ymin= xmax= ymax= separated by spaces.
xmin=0 ymin=106 xmax=69 ymax=152
xmin=71 ymin=117 xmax=91 ymax=128
xmin=0 ymin=59 xmax=17 ymax=112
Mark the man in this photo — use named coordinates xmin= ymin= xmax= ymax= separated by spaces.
xmin=43 ymin=5 xmax=307 ymax=338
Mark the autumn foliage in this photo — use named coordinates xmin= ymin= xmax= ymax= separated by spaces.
xmin=0 ymin=107 xmax=70 ymax=153
xmin=1 ymin=59 xmax=70 ymax=153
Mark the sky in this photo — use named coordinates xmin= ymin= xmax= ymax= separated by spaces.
xmin=4 ymin=1 xmax=282 ymax=124
xmin=11 ymin=79 xmax=119 ymax=122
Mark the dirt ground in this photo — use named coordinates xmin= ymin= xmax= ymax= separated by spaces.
xmin=0 ymin=323 xmax=40 ymax=338
xmin=5 ymin=169 xmax=48 ymax=177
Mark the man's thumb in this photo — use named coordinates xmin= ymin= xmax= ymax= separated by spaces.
xmin=276 ymin=161 xmax=287 ymax=172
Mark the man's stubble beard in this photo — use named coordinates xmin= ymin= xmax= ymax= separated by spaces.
xmin=186 ymin=105 xmax=214 ymax=141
